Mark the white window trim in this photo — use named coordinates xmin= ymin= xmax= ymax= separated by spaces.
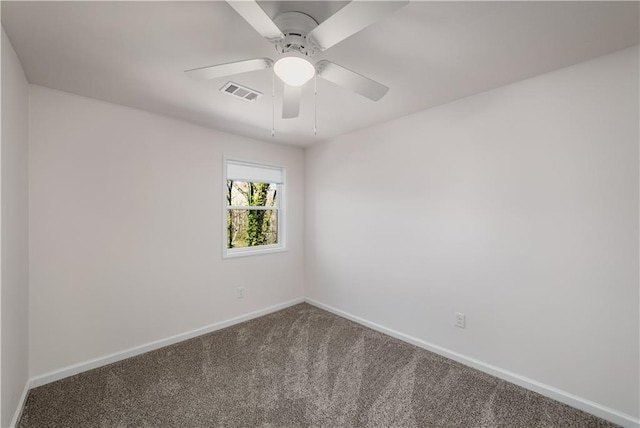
xmin=222 ymin=157 xmax=287 ymax=259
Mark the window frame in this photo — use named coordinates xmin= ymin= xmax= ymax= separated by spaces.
xmin=222 ymin=157 xmax=287 ymax=259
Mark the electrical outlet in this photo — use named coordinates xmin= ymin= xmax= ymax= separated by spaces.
xmin=455 ymin=312 xmax=466 ymax=328
xmin=237 ymin=287 xmax=244 ymax=299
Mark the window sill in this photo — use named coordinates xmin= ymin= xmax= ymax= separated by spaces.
xmin=223 ymin=244 xmax=287 ymax=259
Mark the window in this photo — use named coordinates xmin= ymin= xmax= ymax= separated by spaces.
xmin=224 ymin=159 xmax=286 ymax=258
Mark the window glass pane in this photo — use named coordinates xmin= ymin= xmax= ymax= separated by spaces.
xmin=227 ymin=209 xmax=278 ymax=249
xmin=226 ymin=181 xmax=277 ymax=207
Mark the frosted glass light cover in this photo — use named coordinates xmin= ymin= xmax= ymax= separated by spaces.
xmin=274 ymin=57 xmax=315 ymax=87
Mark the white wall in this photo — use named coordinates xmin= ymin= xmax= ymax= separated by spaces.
xmin=1 ymin=28 xmax=30 ymax=427
xmin=305 ymin=46 xmax=639 ymax=419
xmin=28 ymin=85 xmax=304 ymax=377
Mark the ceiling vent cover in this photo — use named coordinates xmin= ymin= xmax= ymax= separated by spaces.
xmin=220 ymin=81 xmax=262 ymax=102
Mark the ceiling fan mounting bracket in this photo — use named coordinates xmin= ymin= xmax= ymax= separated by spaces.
xmin=273 ymin=11 xmax=318 ymax=58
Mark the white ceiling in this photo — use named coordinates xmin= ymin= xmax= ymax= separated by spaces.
xmin=2 ymin=1 xmax=638 ymax=147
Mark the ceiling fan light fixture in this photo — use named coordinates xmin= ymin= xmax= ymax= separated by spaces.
xmin=274 ymin=56 xmax=315 ymax=87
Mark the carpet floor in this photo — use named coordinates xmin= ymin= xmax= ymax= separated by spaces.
xmin=19 ymin=303 xmax=617 ymax=427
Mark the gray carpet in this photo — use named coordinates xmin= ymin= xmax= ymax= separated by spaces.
xmin=19 ymin=303 xmax=617 ymax=427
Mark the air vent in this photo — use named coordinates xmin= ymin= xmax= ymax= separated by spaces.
xmin=220 ymin=81 xmax=262 ymax=102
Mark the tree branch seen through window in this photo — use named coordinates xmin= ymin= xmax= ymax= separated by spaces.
xmin=226 ymin=181 xmax=278 ymax=249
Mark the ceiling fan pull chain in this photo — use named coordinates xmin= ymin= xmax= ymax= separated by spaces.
xmin=314 ymin=74 xmax=318 ymax=136
xmin=271 ymin=70 xmax=275 ymax=137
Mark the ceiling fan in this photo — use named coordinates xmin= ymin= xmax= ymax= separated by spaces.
xmin=185 ymin=0 xmax=408 ymax=119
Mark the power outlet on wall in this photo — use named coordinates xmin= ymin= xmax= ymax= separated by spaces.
xmin=237 ymin=287 xmax=244 ymax=299
xmin=455 ymin=312 xmax=466 ymax=328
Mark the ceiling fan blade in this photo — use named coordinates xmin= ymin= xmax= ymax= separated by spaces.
xmin=226 ymin=1 xmax=284 ymax=43
xmin=185 ymin=58 xmax=273 ymax=80
xmin=316 ymin=60 xmax=389 ymax=101
xmin=307 ymin=0 xmax=408 ymax=51
xmin=282 ymin=84 xmax=302 ymax=119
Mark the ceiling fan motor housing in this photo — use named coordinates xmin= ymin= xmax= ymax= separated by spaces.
xmin=273 ymin=11 xmax=319 ymax=58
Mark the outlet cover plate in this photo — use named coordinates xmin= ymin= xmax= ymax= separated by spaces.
xmin=455 ymin=312 xmax=466 ymax=328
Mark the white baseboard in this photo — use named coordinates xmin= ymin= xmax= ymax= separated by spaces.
xmin=16 ymin=297 xmax=638 ymax=428
xmin=304 ymin=298 xmax=640 ymax=428
xmin=9 ymin=380 xmax=32 ymax=428
xmin=29 ymin=297 xmax=304 ymax=389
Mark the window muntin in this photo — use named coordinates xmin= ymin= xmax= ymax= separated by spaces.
xmin=224 ymin=160 xmax=285 ymax=257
